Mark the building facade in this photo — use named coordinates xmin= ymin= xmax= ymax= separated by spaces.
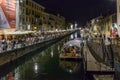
xmin=89 ymin=16 xmax=103 ymax=36
xmin=49 ymin=14 xmax=65 ymax=31
xmin=18 ymin=0 xmax=66 ymax=31
xmin=18 ymin=0 xmax=45 ymax=31
xmin=0 ymin=0 xmax=66 ymax=34
xmin=117 ymin=0 xmax=120 ymax=36
xmin=90 ymin=13 xmax=117 ymax=37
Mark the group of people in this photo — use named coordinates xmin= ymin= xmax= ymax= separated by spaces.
xmin=61 ymin=45 xmax=80 ymax=57
xmin=0 ymin=32 xmax=67 ymax=53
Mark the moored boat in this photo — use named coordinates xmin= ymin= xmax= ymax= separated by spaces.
xmin=60 ymin=39 xmax=82 ymax=61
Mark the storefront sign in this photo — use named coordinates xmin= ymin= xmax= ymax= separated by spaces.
xmin=0 ymin=0 xmax=16 ymax=29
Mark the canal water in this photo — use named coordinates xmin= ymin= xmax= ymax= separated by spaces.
xmin=0 ymin=32 xmax=85 ymax=80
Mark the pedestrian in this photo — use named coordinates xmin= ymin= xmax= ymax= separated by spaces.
xmin=104 ymin=37 xmax=111 ymax=62
xmin=116 ymin=34 xmax=119 ymax=45
xmin=80 ymin=40 xmax=84 ymax=47
xmin=105 ymin=37 xmax=111 ymax=46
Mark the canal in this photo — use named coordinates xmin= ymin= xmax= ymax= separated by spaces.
xmin=0 ymin=32 xmax=85 ymax=80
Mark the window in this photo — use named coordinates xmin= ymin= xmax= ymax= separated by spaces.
xmin=26 ymin=0 xmax=28 ymax=5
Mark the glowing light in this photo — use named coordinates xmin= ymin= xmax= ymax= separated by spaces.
xmin=56 ymin=29 xmax=58 ymax=31
xmin=69 ymin=69 xmax=72 ymax=73
xmin=75 ymin=33 xmax=77 ymax=38
xmin=70 ymin=34 xmax=74 ymax=39
xmin=34 ymin=63 xmax=38 ymax=73
xmin=71 ymin=24 xmax=73 ymax=29
xmin=58 ymin=46 xmax=60 ymax=50
xmin=0 ymin=0 xmax=2 ymax=4
xmin=51 ymin=50 xmax=53 ymax=57
xmin=75 ymin=22 xmax=78 ymax=28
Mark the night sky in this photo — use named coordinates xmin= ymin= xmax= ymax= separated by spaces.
xmin=34 ymin=0 xmax=116 ymax=26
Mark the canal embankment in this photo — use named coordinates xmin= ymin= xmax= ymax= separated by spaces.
xmin=0 ymin=30 xmax=78 ymax=66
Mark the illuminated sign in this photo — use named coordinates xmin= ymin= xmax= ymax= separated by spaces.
xmin=0 ymin=0 xmax=16 ymax=29
xmin=0 ymin=0 xmax=2 ymax=4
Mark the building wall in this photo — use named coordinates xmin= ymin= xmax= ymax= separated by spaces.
xmin=19 ymin=0 xmax=45 ymax=31
xmin=117 ymin=0 xmax=120 ymax=36
xmin=42 ymin=12 xmax=49 ymax=31
xmin=90 ymin=14 xmax=117 ymax=37
xmin=19 ymin=0 xmax=66 ymax=31
xmin=90 ymin=16 xmax=103 ymax=36
xmin=49 ymin=14 xmax=65 ymax=31
xmin=57 ymin=14 xmax=65 ymax=30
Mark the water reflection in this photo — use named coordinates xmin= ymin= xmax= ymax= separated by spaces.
xmin=58 ymin=45 xmax=60 ymax=51
xmin=70 ymin=32 xmax=78 ymax=39
xmin=59 ymin=60 xmax=82 ymax=74
xmin=0 ymin=32 xmax=84 ymax=80
xmin=1 ymin=69 xmax=19 ymax=80
xmin=50 ymin=47 xmax=54 ymax=58
xmin=34 ymin=63 xmax=38 ymax=74
xmin=6 ymin=72 xmax=15 ymax=80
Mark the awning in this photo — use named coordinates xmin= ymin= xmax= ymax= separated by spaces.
xmin=4 ymin=31 xmax=28 ymax=35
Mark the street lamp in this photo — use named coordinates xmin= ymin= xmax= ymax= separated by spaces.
xmin=70 ymin=24 xmax=73 ymax=29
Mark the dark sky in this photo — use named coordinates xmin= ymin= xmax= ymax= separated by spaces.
xmin=34 ymin=0 xmax=116 ymax=26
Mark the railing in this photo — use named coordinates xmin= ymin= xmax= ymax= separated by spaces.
xmin=87 ymin=38 xmax=114 ymax=69
xmin=0 ymin=30 xmax=76 ymax=54
xmin=111 ymin=38 xmax=120 ymax=46
xmin=83 ymin=39 xmax=115 ymax=80
xmin=87 ymin=61 xmax=114 ymax=72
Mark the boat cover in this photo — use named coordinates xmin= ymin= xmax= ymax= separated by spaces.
xmin=65 ymin=39 xmax=81 ymax=48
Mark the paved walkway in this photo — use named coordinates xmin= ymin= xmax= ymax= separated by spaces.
xmin=83 ymin=41 xmax=114 ymax=80
xmin=83 ymin=42 xmax=113 ymax=71
xmin=93 ymin=75 xmax=114 ymax=80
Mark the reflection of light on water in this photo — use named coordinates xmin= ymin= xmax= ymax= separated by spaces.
xmin=66 ymin=68 xmax=73 ymax=74
xmin=75 ymin=33 xmax=77 ymax=38
xmin=15 ymin=68 xmax=19 ymax=80
xmin=51 ymin=50 xmax=53 ymax=58
xmin=41 ymin=51 xmax=45 ymax=56
xmin=58 ymin=46 xmax=60 ymax=50
xmin=69 ymin=69 xmax=73 ymax=73
xmin=60 ymin=60 xmax=81 ymax=74
xmin=34 ymin=63 xmax=38 ymax=73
